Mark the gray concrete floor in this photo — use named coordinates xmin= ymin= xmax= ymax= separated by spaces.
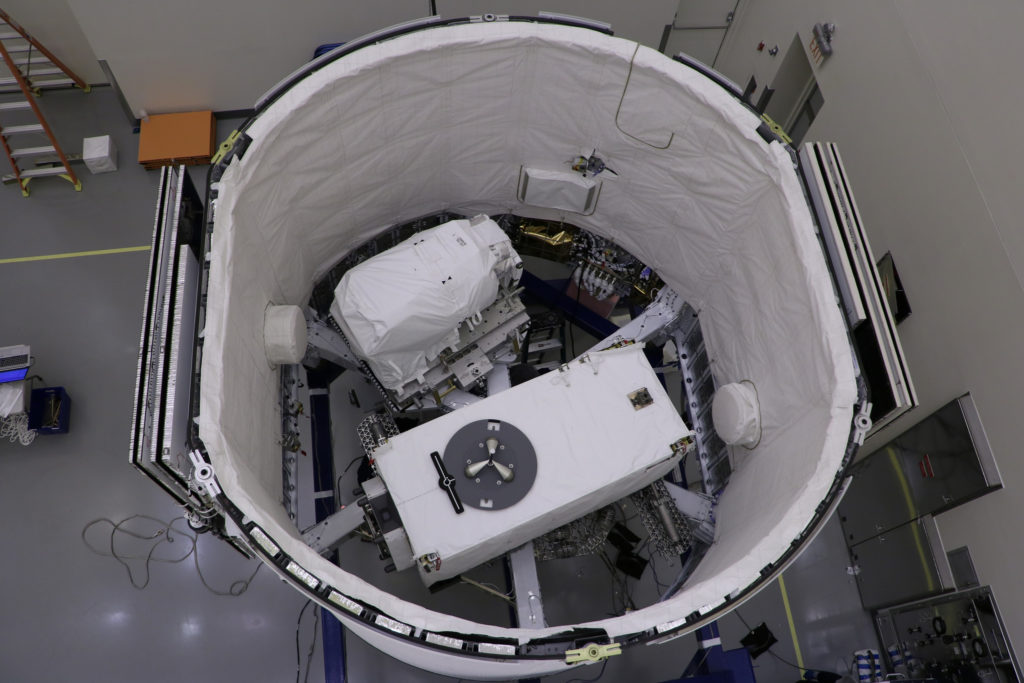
xmin=0 ymin=87 xmax=324 ymax=683
xmin=0 ymin=86 xmax=879 ymax=683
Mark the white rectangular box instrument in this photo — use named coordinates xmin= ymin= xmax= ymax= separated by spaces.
xmin=373 ymin=345 xmax=691 ymax=585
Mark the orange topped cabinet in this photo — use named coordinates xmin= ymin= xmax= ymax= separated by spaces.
xmin=138 ymin=110 xmax=216 ymax=169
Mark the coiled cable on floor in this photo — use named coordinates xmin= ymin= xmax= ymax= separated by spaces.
xmin=81 ymin=514 xmax=261 ymax=596
xmin=0 ymin=413 xmax=36 ymax=445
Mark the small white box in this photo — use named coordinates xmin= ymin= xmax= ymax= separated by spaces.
xmin=82 ymin=135 xmax=118 ymax=174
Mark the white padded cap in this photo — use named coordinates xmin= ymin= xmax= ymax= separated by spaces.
xmin=711 ymin=381 xmax=761 ymax=448
xmin=264 ymin=305 xmax=307 ymax=366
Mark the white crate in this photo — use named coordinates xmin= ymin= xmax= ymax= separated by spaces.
xmin=82 ymin=135 xmax=118 ymax=174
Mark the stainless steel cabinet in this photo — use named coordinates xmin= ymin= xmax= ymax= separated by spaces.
xmin=848 ymin=515 xmax=954 ymax=610
xmin=876 ymin=586 xmax=1020 ymax=683
xmin=839 ymin=394 xmax=1000 ymax=546
xmin=839 ymin=448 xmax=920 ymax=546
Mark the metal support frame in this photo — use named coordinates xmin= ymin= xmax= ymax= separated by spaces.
xmin=485 ymin=363 xmax=512 ymax=395
xmin=673 ymin=311 xmax=730 ymax=495
xmin=385 ymin=292 xmax=529 ymax=406
xmin=321 ymin=612 xmax=346 ymax=683
xmin=658 ymin=544 xmax=708 ymax=603
xmin=130 ymin=167 xmax=210 ymax=511
xmin=304 ymin=367 xmax=347 ymax=681
xmin=798 ymin=142 xmax=916 ymax=434
xmin=663 ymin=480 xmax=716 ymax=546
xmin=574 ymin=279 xmax=728 ymax=497
xmin=304 ymin=317 xmax=362 ymax=371
xmin=308 ymin=382 xmax=339 ymax=522
xmin=519 ymin=271 xmax=618 ymax=342
xmin=302 ymin=503 xmax=367 ymax=555
xmin=280 ymin=363 xmax=314 ymax=525
xmin=667 ymin=622 xmax=755 ymax=683
xmin=507 ymin=542 xmax=546 ymax=629
xmin=591 ymin=287 xmax=685 ymax=350
xmin=475 ymin=358 xmax=548 ymax=632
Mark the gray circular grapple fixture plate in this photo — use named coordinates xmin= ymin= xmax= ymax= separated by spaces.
xmin=443 ymin=419 xmax=537 ymax=510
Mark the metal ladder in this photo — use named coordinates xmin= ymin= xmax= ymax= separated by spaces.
xmin=0 ymin=9 xmax=89 ymax=196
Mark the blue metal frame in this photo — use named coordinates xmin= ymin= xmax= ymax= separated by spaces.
xmin=308 ymin=373 xmax=347 ymax=682
xmin=519 ymin=271 xmax=619 ymax=341
xmin=0 ymin=367 xmax=29 ymax=383
xmin=661 ymin=622 xmax=756 ymax=683
xmin=322 ymin=612 xmax=346 ymax=683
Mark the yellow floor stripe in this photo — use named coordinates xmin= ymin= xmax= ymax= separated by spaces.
xmin=778 ymin=574 xmax=805 ymax=670
xmin=0 ymin=245 xmax=151 ymax=265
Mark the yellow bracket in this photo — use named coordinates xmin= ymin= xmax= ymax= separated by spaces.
xmin=760 ymin=114 xmax=793 ymax=144
xmin=565 ymin=642 xmax=621 ymax=664
xmin=17 ymin=173 xmax=82 ymax=197
xmin=59 ymin=173 xmax=82 ymax=191
xmin=81 ymin=84 xmax=91 ymax=93
xmin=210 ymin=129 xmax=242 ymax=166
xmin=436 ymin=380 xmax=458 ymax=399
xmin=600 ymin=339 xmax=636 ymax=351
xmin=671 ymin=435 xmax=696 ymax=456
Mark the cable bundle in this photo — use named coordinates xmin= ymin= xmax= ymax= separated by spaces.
xmin=81 ymin=514 xmax=260 ymax=595
xmin=0 ymin=412 xmax=36 ymax=445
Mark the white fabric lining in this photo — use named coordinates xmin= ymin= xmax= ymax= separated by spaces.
xmin=197 ymin=19 xmax=857 ymax=670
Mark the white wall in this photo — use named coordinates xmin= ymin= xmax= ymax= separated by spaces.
xmin=717 ymin=0 xmax=1024 ymax=651
xmin=1 ymin=0 xmax=103 ymax=83
xmin=63 ymin=0 xmax=428 ymax=115
xmin=661 ymin=0 xmax=736 ymax=66
xmin=27 ymin=1 xmax=680 ymax=116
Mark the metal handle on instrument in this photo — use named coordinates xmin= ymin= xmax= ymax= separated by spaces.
xmin=465 ymin=459 xmax=490 ymax=478
xmin=492 ymin=459 xmax=515 ymax=482
xmin=430 ymin=451 xmax=464 ymax=514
